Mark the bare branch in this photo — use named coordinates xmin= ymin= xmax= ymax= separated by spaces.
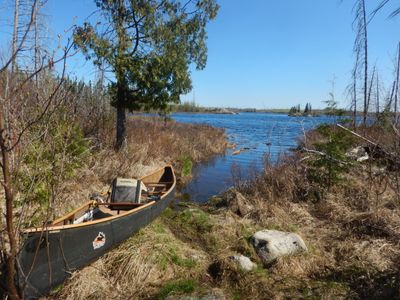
xmin=0 ymin=0 xmax=38 ymax=74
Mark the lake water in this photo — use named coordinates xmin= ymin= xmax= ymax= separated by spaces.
xmin=172 ymin=112 xmax=340 ymax=202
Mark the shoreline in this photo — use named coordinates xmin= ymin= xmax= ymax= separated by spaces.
xmin=60 ymin=122 xmax=400 ymax=299
xmin=25 ymin=118 xmax=398 ymax=300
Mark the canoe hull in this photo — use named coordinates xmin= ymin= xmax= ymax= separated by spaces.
xmin=17 ymin=186 xmax=175 ymax=299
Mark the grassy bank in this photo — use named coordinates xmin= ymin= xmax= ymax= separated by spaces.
xmin=51 ymin=115 xmax=228 ymax=217
xmin=37 ymin=115 xmax=227 ymax=299
xmin=54 ymin=123 xmax=400 ymax=299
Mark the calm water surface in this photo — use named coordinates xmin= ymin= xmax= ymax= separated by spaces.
xmin=172 ymin=112 xmax=339 ymax=202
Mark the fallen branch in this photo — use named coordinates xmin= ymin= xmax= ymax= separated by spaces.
xmin=337 ymin=124 xmax=379 ymax=147
xmin=300 ymin=148 xmax=350 ymax=165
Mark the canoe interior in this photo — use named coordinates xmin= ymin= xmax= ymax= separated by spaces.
xmin=49 ymin=165 xmax=175 ymax=227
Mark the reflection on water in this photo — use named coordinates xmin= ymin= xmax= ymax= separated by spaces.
xmin=173 ymin=112 xmax=340 ymax=202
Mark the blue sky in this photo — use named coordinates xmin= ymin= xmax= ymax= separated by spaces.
xmin=1 ymin=0 xmax=400 ymax=109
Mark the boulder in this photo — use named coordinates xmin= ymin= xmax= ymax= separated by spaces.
xmin=230 ymin=254 xmax=257 ymax=271
xmin=251 ymin=230 xmax=307 ymax=266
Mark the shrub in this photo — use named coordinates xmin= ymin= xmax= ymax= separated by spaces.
xmin=16 ymin=119 xmax=90 ymax=223
xmin=307 ymin=125 xmax=356 ymax=191
xmin=180 ymin=154 xmax=193 ymax=177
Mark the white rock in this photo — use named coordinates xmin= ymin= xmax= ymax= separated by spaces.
xmin=357 ymin=153 xmax=369 ymax=162
xmin=230 ymin=254 xmax=257 ymax=271
xmin=346 ymin=146 xmax=369 ymax=162
xmin=251 ymin=230 xmax=307 ymax=266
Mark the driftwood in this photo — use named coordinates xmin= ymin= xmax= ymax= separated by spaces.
xmin=300 ymin=148 xmax=350 ymax=165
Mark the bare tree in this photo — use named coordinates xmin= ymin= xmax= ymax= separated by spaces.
xmin=367 ymin=64 xmax=376 ymax=115
xmin=376 ymin=71 xmax=380 ymax=119
xmin=11 ymin=0 xmax=20 ymax=73
xmin=394 ymin=42 xmax=400 ymax=124
xmin=0 ymin=1 xmax=77 ymax=298
xmin=353 ymin=0 xmax=369 ymax=126
xmin=349 ymin=45 xmax=361 ymax=129
xmin=372 ymin=0 xmax=400 ymax=18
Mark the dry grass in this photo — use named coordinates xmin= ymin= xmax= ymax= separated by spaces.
xmin=49 ymin=116 xmax=228 ymax=299
xmin=52 ymin=115 xmax=228 ymax=215
xmin=207 ymin=126 xmax=400 ymax=299
xmin=55 ymin=122 xmax=400 ymax=299
xmin=56 ymin=218 xmax=210 ymax=300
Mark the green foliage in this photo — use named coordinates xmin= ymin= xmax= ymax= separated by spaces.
xmin=307 ymin=125 xmax=356 ymax=191
xmin=377 ymin=105 xmax=393 ymax=128
xmin=289 ymin=104 xmax=301 ymax=116
xmin=180 ymin=155 xmax=193 ymax=177
xmin=74 ymin=0 xmax=219 ymax=112
xmin=156 ymin=243 xmax=196 ymax=270
xmin=172 ymin=100 xmax=201 ymax=112
xmin=174 ymin=208 xmax=214 ymax=233
xmin=16 ymin=120 xmax=89 ymax=218
xmin=324 ymin=76 xmax=339 ymax=115
xmin=304 ymin=102 xmax=312 ymax=114
xmin=158 ymin=279 xmax=198 ymax=299
xmin=170 ymin=250 xmax=196 ymax=268
xmin=149 ymin=221 xmax=197 ymax=269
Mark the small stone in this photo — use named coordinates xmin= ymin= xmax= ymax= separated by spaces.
xmin=251 ymin=230 xmax=307 ymax=266
xmin=346 ymin=146 xmax=369 ymax=162
xmin=230 ymin=254 xmax=257 ymax=271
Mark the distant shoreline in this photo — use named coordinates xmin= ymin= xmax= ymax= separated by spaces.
xmin=170 ymin=109 xmax=352 ymax=116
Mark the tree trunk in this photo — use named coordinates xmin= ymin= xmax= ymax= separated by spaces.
xmin=115 ymin=0 xmax=127 ymax=151
xmin=376 ymin=72 xmax=380 ymax=120
xmin=367 ymin=65 xmax=376 ymax=114
xmin=362 ymin=0 xmax=368 ymax=127
xmin=395 ymin=42 xmax=400 ymax=124
xmin=116 ymin=104 xmax=126 ymax=150
xmin=12 ymin=0 xmax=20 ymax=73
xmin=352 ymin=67 xmax=357 ymax=129
xmin=0 ymin=110 xmax=21 ymax=300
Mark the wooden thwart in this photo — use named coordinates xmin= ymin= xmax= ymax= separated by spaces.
xmin=145 ymin=181 xmax=173 ymax=186
xmin=97 ymin=202 xmax=143 ymax=207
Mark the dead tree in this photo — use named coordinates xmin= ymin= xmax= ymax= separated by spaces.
xmin=11 ymin=0 xmax=20 ymax=73
xmin=350 ymin=46 xmax=361 ymax=129
xmin=367 ymin=64 xmax=376 ymax=116
xmin=395 ymin=42 xmax=400 ymax=124
xmin=353 ymin=0 xmax=369 ymax=126
xmin=376 ymin=71 xmax=380 ymax=119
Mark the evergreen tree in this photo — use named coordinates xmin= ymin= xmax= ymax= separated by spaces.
xmin=74 ymin=0 xmax=219 ymax=149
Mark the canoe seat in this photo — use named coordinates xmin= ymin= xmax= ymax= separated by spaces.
xmin=145 ymin=182 xmax=173 ymax=187
xmin=144 ymin=182 xmax=172 ymax=194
